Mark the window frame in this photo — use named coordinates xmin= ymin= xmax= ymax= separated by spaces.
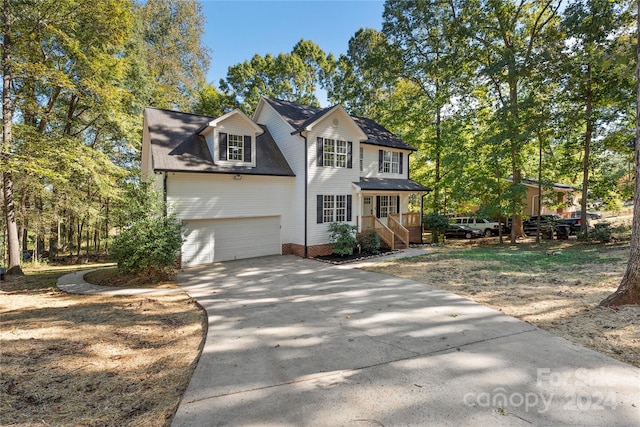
xmin=383 ymin=151 xmax=400 ymax=174
xmin=227 ymin=134 xmax=244 ymax=162
xmin=319 ymin=137 xmax=350 ymax=168
xmin=379 ymin=195 xmax=398 ymax=218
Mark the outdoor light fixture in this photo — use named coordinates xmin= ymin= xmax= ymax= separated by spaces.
xmin=234 ymin=174 xmax=242 ymax=180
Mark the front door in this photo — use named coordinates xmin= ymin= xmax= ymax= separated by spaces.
xmin=363 ymin=196 xmax=373 ymax=216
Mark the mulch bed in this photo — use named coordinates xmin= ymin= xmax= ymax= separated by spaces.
xmin=313 ymin=248 xmax=398 ymax=264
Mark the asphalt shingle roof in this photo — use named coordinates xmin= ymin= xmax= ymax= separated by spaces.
xmin=263 ymin=97 xmax=417 ymax=151
xmin=145 ymin=107 xmax=294 ymax=176
xmin=355 ymin=177 xmax=431 ymax=192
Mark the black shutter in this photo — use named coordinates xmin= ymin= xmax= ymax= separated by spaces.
xmin=219 ymin=132 xmax=228 ymax=161
xmin=376 ymin=196 xmax=381 ymax=218
xmin=243 ymin=135 xmax=251 ymax=162
xmin=397 ymin=196 xmax=400 ymax=214
xmin=347 ymin=195 xmax=352 ymax=221
xmin=317 ymin=195 xmax=324 ymax=224
xmin=347 ymin=141 xmax=353 ymax=169
xmin=399 ymin=153 xmax=403 ymax=175
xmin=378 ymin=150 xmax=383 ymax=172
xmin=317 ymin=137 xmax=324 ymax=166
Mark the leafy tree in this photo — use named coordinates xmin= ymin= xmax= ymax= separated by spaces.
xmin=192 ymin=83 xmax=237 ymax=117
xmin=220 ymin=39 xmax=334 ymax=113
xmin=600 ymin=0 xmax=640 ymax=307
xmin=562 ymin=0 xmax=635 ymax=232
xmin=382 ymin=0 xmax=468 ymax=213
xmin=423 ymin=212 xmax=450 ymax=243
xmin=461 ymin=0 xmax=563 ymax=242
xmin=138 ymin=0 xmax=211 ymax=111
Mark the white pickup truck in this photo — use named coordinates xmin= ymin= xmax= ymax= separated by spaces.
xmin=450 ymin=217 xmax=503 ymax=237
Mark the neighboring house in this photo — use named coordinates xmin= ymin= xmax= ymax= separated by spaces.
xmin=142 ymin=96 xmax=430 ymax=266
xmin=519 ymin=179 xmax=578 ymax=217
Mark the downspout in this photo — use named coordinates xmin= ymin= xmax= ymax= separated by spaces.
xmin=163 ymin=172 xmax=168 ymax=218
xmin=303 ymin=134 xmax=308 ymax=258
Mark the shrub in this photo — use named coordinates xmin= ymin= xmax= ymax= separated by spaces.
xmin=328 ymin=222 xmax=357 ymax=256
xmin=591 ymin=222 xmax=613 ymax=243
xmin=357 ymin=229 xmax=381 ymax=254
xmin=423 ymin=212 xmax=450 ymax=243
xmin=111 ymin=213 xmax=183 ymax=278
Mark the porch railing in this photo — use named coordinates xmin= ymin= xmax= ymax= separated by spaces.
xmin=388 ymin=215 xmax=409 ymax=247
xmin=389 ymin=212 xmax=421 ymax=228
xmin=359 ymin=215 xmax=395 ymax=250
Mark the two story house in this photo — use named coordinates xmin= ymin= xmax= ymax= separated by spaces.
xmin=142 ymin=96 xmax=430 ymax=266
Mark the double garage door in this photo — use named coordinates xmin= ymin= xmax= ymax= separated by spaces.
xmin=182 ymin=216 xmax=281 ymax=266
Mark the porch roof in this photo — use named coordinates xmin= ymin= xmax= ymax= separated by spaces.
xmin=354 ymin=178 xmax=431 ymax=192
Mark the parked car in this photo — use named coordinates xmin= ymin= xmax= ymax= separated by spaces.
xmin=523 ymin=215 xmax=571 ymax=239
xmin=445 ymin=224 xmax=484 ymax=239
xmin=570 ymin=211 xmax=602 ymax=220
xmin=450 ymin=217 xmax=504 ymax=237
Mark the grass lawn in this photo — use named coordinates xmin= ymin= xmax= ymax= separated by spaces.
xmin=365 ymin=239 xmax=640 ymax=368
xmin=0 ymin=264 xmax=205 ymax=426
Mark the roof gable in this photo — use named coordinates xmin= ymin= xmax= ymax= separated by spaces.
xmin=199 ymin=108 xmax=264 ymax=136
xmin=259 ymin=97 xmax=416 ymax=151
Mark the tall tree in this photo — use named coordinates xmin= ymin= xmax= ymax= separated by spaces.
xmin=220 ymin=39 xmax=333 ymax=113
xmin=2 ymin=0 xmax=22 ymax=274
xmin=563 ymin=0 xmax=635 ymax=232
xmin=138 ymin=0 xmax=211 ymax=111
xmin=462 ymin=0 xmax=562 ymax=242
xmin=600 ymin=0 xmax=640 ymax=307
xmin=382 ymin=0 xmax=468 ymax=212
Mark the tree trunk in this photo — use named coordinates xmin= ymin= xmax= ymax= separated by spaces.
xmin=1 ymin=0 xmax=23 ymax=275
xmin=581 ymin=63 xmax=593 ymax=233
xmin=508 ymin=78 xmax=524 ymax=243
xmin=600 ymin=5 xmax=640 ymax=307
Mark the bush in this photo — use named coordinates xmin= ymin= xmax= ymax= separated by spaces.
xmin=591 ymin=222 xmax=613 ymax=243
xmin=328 ymin=222 xmax=357 ymax=256
xmin=357 ymin=229 xmax=381 ymax=254
xmin=423 ymin=212 xmax=450 ymax=243
xmin=111 ymin=213 xmax=183 ymax=278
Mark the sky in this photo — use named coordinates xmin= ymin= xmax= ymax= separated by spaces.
xmin=199 ymin=0 xmax=385 ymax=106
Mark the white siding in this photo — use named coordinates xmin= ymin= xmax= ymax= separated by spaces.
xmin=166 ymin=172 xmax=295 ymax=244
xmin=306 ymin=110 xmax=363 ymax=246
xmin=360 ymin=143 xmax=411 ymax=179
xmin=254 ymin=102 xmax=307 ymax=245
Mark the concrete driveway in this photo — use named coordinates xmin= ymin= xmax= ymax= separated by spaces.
xmin=172 ymin=254 xmax=639 ymax=426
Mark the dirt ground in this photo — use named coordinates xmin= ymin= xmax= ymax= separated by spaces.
xmin=365 ymin=239 xmax=640 ymax=368
xmin=0 ymin=267 xmax=205 ymax=426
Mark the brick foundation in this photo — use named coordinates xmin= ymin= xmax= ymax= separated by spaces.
xmin=282 ymin=243 xmax=332 ymax=258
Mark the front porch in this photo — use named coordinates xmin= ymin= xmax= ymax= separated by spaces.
xmin=357 ymin=212 xmax=422 ymax=250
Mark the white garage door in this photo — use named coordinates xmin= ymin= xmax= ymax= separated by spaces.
xmin=182 ymin=216 xmax=281 ymax=266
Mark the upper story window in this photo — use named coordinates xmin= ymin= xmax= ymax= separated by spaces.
xmin=317 ymin=137 xmax=352 ymax=168
xmin=359 ymin=147 xmax=364 ymax=172
xmin=384 ymin=151 xmax=399 ymax=173
xmin=219 ymin=132 xmax=252 ymax=163
xmin=378 ymin=149 xmax=403 ymax=175
xmin=227 ymin=134 xmax=244 ymax=161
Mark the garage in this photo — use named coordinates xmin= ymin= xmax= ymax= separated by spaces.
xmin=181 ymin=216 xmax=281 ymax=266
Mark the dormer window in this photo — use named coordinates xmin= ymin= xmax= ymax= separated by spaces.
xmin=228 ymin=134 xmax=244 ymax=161
xmin=219 ymin=132 xmax=252 ymax=163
